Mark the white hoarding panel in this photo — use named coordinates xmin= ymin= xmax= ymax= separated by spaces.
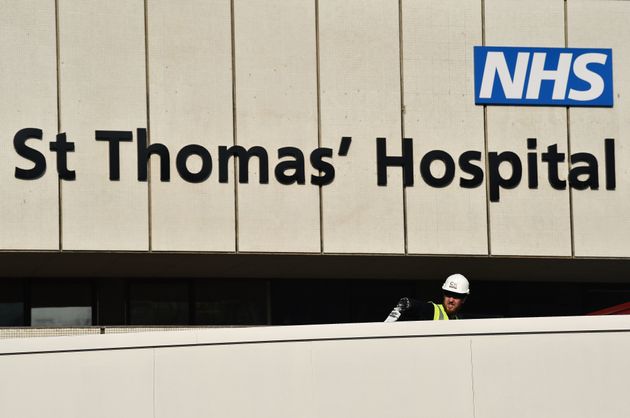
xmin=0 ymin=350 xmax=154 ymax=418
xmin=2 ymin=317 xmax=630 ymax=418
xmin=310 ymin=337 xmax=473 ymax=417
xmin=473 ymin=332 xmax=630 ymax=418
xmin=155 ymin=343 xmax=313 ymax=418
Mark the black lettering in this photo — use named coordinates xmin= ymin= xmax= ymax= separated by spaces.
xmin=219 ymin=145 xmax=269 ymax=184
xmin=488 ymin=151 xmax=522 ymax=202
xmin=338 ymin=136 xmax=352 ymax=156
xmin=310 ymin=148 xmax=335 ymax=186
xmin=49 ymin=132 xmax=76 ymax=180
xmin=137 ymin=128 xmax=170 ymax=181
xmin=376 ymin=137 xmax=413 ymax=186
xmin=420 ymin=150 xmax=455 ymax=188
xmin=458 ymin=151 xmax=483 ymax=188
xmin=95 ymin=130 xmax=133 ymax=181
xmin=541 ymin=144 xmax=566 ymax=190
xmin=605 ymin=138 xmax=616 ymax=190
xmin=275 ymin=147 xmax=305 ymax=185
xmin=176 ymin=144 xmax=212 ymax=183
xmin=527 ymin=138 xmax=538 ymax=189
xmin=569 ymin=153 xmax=599 ymax=190
xmin=14 ymin=128 xmax=46 ymax=180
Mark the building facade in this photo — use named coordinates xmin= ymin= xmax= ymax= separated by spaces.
xmin=1 ymin=0 xmax=629 ymax=327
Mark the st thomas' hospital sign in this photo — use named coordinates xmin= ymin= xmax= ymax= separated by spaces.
xmin=6 ymin=46 xmax=617 ymax=203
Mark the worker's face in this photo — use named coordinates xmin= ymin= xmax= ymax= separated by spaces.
xmin=442 ymin=291 xmax=466 ymax=315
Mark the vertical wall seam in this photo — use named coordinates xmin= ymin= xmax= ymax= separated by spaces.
xmin=144 ymin=0 xmax=152 ymax=252
xmin=231 ymin=0 xmax=239 ymax=253
xmin=564 ymin=0 xmax=576 ymax=258
xmin=469 ymin=339 xmax=477 ymax=418
xmin=55 ymin=0 xmax=62 ymax=251
xmin=152 ymin=348 xmax=157 ymax=418
xmin=481 ymin=0 xmax=492 ymax=256
xmin=315 ymin=0 xmax=324 ymax=254
xmin=398 ymin=0 xmax=408 ymax=255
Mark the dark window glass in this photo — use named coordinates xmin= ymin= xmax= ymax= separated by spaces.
xmin=129 ymin=280 xmax=189 ymax=325
xmin=271 ymin=279 xmax=425 ymax=325
xmin=96 ymin=278 xmax=127 ymax=325
xmin=30 ymin=280 xmax=93 ymax=326
xmin=271 ymin=279 xmax=353 ymax=325
xmin=349 ymin=279 xmax=427 ymax=323
xmin=195 ymin=279 xmax=268 ymax=325
xmin=584 ymin=287 xmax=630 ymax=313
xmin=0 ymin=280 xmax=25 ymax=326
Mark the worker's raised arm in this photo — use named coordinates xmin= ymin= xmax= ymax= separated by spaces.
xmin=384 ymin=297 xmax=422 ymax=322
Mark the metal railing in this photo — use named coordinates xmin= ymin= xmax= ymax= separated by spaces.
xmin=0 ymin=325 xmax=252 ymax=339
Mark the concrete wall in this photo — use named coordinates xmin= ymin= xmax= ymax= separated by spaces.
xmin=0 ymin=0 xmax=628 ymax=257
xmin=1 ymin=316 xmax=629 ymax=418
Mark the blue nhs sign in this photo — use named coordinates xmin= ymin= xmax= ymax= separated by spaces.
xmin=474 ymin=46 xmax=613 ymax=107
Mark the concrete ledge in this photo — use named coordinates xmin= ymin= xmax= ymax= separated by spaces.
xmin=2 ymin=315 xmax=629 ymax=355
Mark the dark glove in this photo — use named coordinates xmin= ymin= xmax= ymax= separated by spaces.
xmin=384 ymin=297 xmax=412 ymax=322
xmin=396 ymin=297 xmax=411 ymax=311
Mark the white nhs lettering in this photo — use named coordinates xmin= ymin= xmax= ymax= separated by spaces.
xmin=479 ymin=51 xmax=608 ymax=101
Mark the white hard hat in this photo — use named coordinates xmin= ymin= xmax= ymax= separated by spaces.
xmin=442 ymin=273 xmax=470 ymax=295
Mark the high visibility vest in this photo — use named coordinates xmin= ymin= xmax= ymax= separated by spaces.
xmin=431 ymin=303 xmax=449 ymax=320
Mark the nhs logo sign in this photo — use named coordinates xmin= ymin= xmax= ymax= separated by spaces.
xmin=474 ymin=46 xmax=613 ymax=107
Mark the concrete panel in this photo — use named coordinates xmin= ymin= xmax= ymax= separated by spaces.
xmin=2 ymin=317 xmax=630 ymax=418
xmin=0 ymin=1 xmax=58 ymax=249
xmin=0 ymin=349 xmax=154 ymax=418
xmin=148 ymin=0 xmax=235 ymax=251
xmin=58 ymin=0 xmax=148 ymax=250
xmin=403 ymin=0 xmax=487 ymax=255
xmin=154 ymin=342 xmax=314 ymax=418
xmin=568 ymin=1 xmax=630 ymax=257
xmin=311 ymin=337 xmax=474 ymax=418
xmin=234 ymin=0 xmax=320 ymax=252
xmin=319 ymin=0 xmax=405 ymax=254
xmin=472 ymin=332 xmax=630 ymax=418
xmin=485 ymin=0 xmax=571 ymax=256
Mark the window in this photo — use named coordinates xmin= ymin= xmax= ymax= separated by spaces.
xmin=195 ymin=279 xmax=268 ymax=325
xmin=128 ymin=280 xmax=189 ymax=325
xmin=0 ymin=280 xmax=25 ymax=326
xmin=30 ymin=280 xmax=93 ymax=326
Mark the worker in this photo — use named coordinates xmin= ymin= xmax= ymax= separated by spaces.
xmin=384 ymin=273 xmax=470 ymax=321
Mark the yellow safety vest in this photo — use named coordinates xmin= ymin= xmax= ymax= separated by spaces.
xmin=431 ymin=303 xmax=449 ymax=320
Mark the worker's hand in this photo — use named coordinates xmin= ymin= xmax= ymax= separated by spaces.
xmin=396 ymin=297 xmax=411 ymax=311
xmin=384 ymin=297 xmax=414 ymax=322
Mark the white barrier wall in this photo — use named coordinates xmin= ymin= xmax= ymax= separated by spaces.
xmin=1 ymin=316 xmax=629 ymax=418
xmin=0 ymin=0 xmax=628 ymax=256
